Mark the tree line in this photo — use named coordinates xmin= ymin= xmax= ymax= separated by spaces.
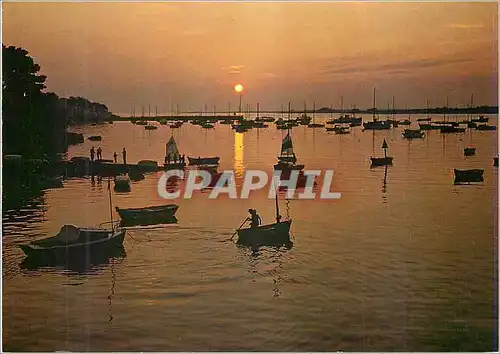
xmin=2 ymin=45 xmax=111 ymax=159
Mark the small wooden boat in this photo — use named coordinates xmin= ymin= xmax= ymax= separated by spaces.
xmin=417 ymin=117 xmax=432 ymax=122
xmin=115 ymin=204 xmax=179 ymax=226
xmin=19 ymin=182 xmax=125 ymax=260
xmin=399 ymin=119 xmax=411 ymax=125
xmin=19 ymin=224 xmax=125 ymax=260
xmin=145 ymin=125 xmax=158 ymax=130
xmin=464 ymin=148 xmax=476 ymax=156
xmin=475 ymin=124 xmax=496 ymax=131
xmin=454 ymin=169 xmax=484 ymax=184
xmin=237 ymin=220 xmax=292 ymax=246
xmin=419 ymin=123 xmax=441 ymax=130
xmin=164 ymin=136 xmax=187 ymax=170
xmin=363 ymin=120 xmax=391 ymax=130
xmin=88 ymin=135 xmax=102 ymax=141
xmin=402 ymin=129 xmax=425 ymax=139
xmin=370 ymin=139 xmax=393 ymax=167
xmin=188 ymin=156 xmax=220 ymax=166
xmin=135 ymin=120 xmax=148 ymax=126
xmin=236 ymin=180 xmax=292 ymax=247
xmin=201 ymin=123 xmax=215 ymax=129
xmin=307 ymin=123 xmax=325 ymax=128
xmin=255 ymin=116 xmax=275 ymax=122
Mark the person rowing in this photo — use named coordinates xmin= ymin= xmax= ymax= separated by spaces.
xmin=246 ymin=208 xmax=262 ymax=229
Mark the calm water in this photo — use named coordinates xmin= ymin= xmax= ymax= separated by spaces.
xmin=3 ymin=114 xmax=498 ymax=351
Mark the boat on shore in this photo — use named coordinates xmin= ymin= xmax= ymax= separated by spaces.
xmin=188 ymin=156 xmax=220 ymax=166
xmin=115 ymin=204 xmax=179 ymax=226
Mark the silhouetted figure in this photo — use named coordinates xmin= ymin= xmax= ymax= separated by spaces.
xmin=181 ymin=154 xmax=185 ymax=164
xmin=96 ymin=147 xmax=102 ymax=160
xmin=113 ymin=152 xmax=118 ymax=163
xmin=90 ymin=147 xmax=95 ymax=161
xmin=122 ymin=148 xmax=127 ymax=165
xmin=247 ymin=209 xmax=262 ymax=229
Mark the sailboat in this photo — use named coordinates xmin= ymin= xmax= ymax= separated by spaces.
xmin=236 ymin=183 xmax=292 ymax=246
xmin=363 ymin=88 xmax=391 ymax=130
xmin=308 ymin=102 xmax=325 ymax=128
xmin=164 ymin=136 xmax=186 ymax=170
xmin=370 ymin=139 xmax=393 ymax=167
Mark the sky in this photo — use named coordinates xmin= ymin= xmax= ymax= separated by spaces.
xmin=3 ymin=2 xmax=498 ymax=114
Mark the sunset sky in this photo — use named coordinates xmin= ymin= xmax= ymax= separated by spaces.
xmin=3 ymin=2 xmax=498 ymax=113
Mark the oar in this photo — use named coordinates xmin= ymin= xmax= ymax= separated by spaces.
xmin=230 ymin=218 xmax=248 ymax=240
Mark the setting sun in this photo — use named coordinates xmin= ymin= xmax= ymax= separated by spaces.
xmin=234 ymin=84 xmax=243 ymax=93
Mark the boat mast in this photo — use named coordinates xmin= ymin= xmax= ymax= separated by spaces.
xmin=275 ymin=185 xmax=281 ymax=223
xmin=257 ymin=102 xmax=260 ymax=120
xmin=426 ymin=100 xmax=430 ymax=120
xmin=372 ymin=87 xmax=376 ymax=122
xmin=392 ymin=96 xmax=395 ymax=121
xmin=108 ymin=179 xmax=114 ymax=232
xmin=313 ymin=101 xmax=316 ymax=124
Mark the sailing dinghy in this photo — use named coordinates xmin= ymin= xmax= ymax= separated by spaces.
xmin=164 ymin=136 xmax=186 ymax=170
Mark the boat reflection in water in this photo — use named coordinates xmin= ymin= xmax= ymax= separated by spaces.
xmin=20 ymin=244 xmax=126 ymax=275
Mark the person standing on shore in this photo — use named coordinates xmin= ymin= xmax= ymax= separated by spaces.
xmin=113 ymin=152 xmax=118 ymax=163
xmin=90 ymin=147 xmax=95 ymax=161
xmin=122 ymin=148 xmax=127 ymax=165
xmin=96 ymin=147 xmax=102 ymax=160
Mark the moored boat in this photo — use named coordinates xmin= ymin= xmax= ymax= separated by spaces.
xmin=402 ymin=129 xmax=425 ymax=139
xmin=464 ymin=148 xmax=476 ymax=156
xmin=475 ymin=124 xmax=496 ymax=131
xmin=19 ymin=224 xmax=126 ymax=260
xmin=114 ymin=174 xmax=131 ymax=191
xmin=88 ymin=135 xmax=102 ymax=141
xmin=440 ymin=126 xmax=466 ymax=133
xmin=370 ymin=139 xmax=393 ymax=167
xmin=454 ymin=169 xmax=484 ymax=184
xmin=188 ymin=156 xmax=220 ymax=166
xmin=494 ymin=157 xmax=499 ymax=167
xmin=145 ymin=125 xmax=158 ymax=130
xmin=115 ymin=204 xmax=179 ymax=226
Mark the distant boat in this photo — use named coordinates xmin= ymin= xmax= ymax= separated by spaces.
xmin=273 ymin=132 xmax=304 ymax=171
xmin=471 ymin=115 xmax=489 ymax=123
xmin=255 ymin=116 xmax=275 ymax=122
xmin=454 ymin=169 xmax=484 ymax=184
xmin=418 ymin=122 xmax=441 ymax=130
xmin=188 ymin=156 xmax=220 ymax=166
xmin=170 ymin=121 xmax=182 ymax=129
xmin=402 ymin=129 xmax=425 ymax=139
xmin=370 ymin=139 xmax=393 ymax=167
xmin=145 ymin=125 xmax=158 ymax=130
xmin=399 ymin=119 xmax=411 ymax=126
xmin=164 ymin=136 xmax=186 ymax=170
xmin=475 ymin=124 xmax=496 ymax=131
xmin=135 ymin=120 xmax=148 ymax=126
xmin=115 ymin=204 xmax=179 ymax=227
xmin=464 ymin=148 xmax=476 ymax=156
xmin=440 ymin=126 xmax=466 ymax=133
xmin=333 ymin=125 xmax=351 ymax=134
xmin=201 ymin=123 xmax=215 ymax=129
xmin=417 ymin=118 xmax=431 ymax=122
xmin=363 ymin=87 xmax=391 ymax=130
xmin=307 ymin=102 xmax=324 ymax=128
xmin=494 ymin=157 xmax=498 ymax=167
xmin=88 ymin=135 xmax=102 ymax=141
